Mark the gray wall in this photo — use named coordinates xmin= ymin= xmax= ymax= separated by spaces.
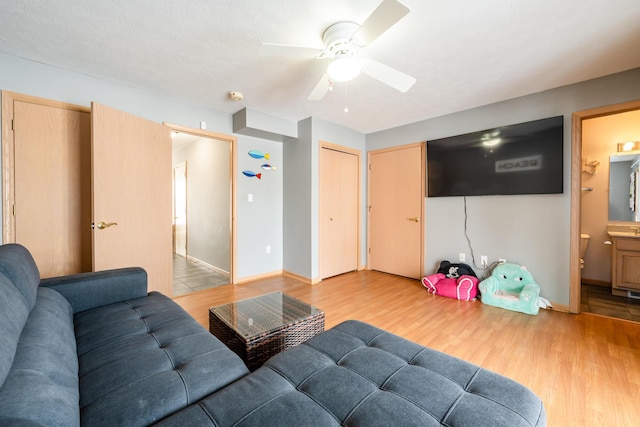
xmin=237 ymin=135 xmax=283 ymax=278
xmin=283 ymin=117 xmax=366 ymax=281
xmin=283 ymin=119 xmax=313 ymax=279
xmin=367 ymin=68 xmax=640 ymax=305
xmin=173 ymin=137 xmax=231 ymax=271
xmin=3 ymin=49 xmax=640 ymax=303
xmin=0 ymin=52 xmax=282 ymax=280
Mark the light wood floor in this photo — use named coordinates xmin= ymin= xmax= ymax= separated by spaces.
xmin=174 ymin=270 xmax=640 ymax=427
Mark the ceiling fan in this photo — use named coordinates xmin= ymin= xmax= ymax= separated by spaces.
xmin=258 ymin=0 xmax=416 ymax=101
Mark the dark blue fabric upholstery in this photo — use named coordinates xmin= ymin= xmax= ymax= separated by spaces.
xmin=0 ymin=287 xmax=79 ymax=426
xmin=158 ymin=320 xmax=546 ymax=427
xmin=0 ymin=244 xmax=42 ymax=387
xmin=0 ymin=244 xmax=40 ymax=310
xmin=0 ymin=243 xmax=546 ymax=427
xmin=74 ymin=292 xmax=249 ymax=426
xmin=0 ymin=243 xmax=249 ymax=426
xmin=40 ymin=267 xmax=148 ymax=314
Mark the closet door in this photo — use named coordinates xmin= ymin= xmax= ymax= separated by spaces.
xmin=320 ymin=144 xmax=360 ymax=279
xmin=5 ymin=93 xmax=92 ymax=277
xmin=91 ymin=103 xmax=173 ymax=295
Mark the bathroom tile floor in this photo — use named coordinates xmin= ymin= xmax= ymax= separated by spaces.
xmin=173 ymin=254 xmax=230 ymax=296
xmin=581 ymin=283 xmax=640 ymax=322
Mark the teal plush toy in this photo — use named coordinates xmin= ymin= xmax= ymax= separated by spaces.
xmin=478 ymin=263 xmax=542 ymax=315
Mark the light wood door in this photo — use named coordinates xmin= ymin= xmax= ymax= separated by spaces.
xmin=368 ymin=143 xmax=424 ymax=279
xmin=91 ymin=103 xmax=172 ymax=295
xmin=9 ymin=95 xmax=92 ymax=277
xmin=320 ymin=145 xmax=359 ymax=279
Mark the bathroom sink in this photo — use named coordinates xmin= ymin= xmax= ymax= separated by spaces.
xmin=607 ymin=231 xmax=640 ymax=238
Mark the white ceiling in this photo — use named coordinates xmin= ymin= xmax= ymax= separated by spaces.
xmin=1 ymin=0 xmax=639 ymax=134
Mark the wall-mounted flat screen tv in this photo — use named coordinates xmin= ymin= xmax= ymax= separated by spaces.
xmin=427 ymin=116 xmax=564 ymax=197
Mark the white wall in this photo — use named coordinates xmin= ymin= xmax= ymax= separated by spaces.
xmin=366 ymin=68 xmax=640 ymax=305
xmin=0 ymin=52 xmax=283 ymax=280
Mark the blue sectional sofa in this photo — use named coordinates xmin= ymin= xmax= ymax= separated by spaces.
xmin=0 ymin=243 xmax=546 ymax=426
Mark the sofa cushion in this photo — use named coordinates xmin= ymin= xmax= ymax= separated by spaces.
xmin=156 ymin=368 xmax=341 ymax=427
xmin=74 ymin=292 xmax=249 ymax=426
xmin=0 ymin=287 xmax=79 ymax=426
xmin=0 ymin=244 xmax=41 ymax=387
xmin=157 ymin=320 xmax=545 ymax=427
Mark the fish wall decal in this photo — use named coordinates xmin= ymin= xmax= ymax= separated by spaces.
xmin=248 ymin=150 xmax=270 ymax=160
xmin=242 ymin=170 xmax=262 ymax=179
xmin=261 ymin=164 xmax=277 ymax=171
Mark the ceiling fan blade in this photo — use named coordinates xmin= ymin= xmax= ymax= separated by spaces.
xmin=258 ymin=43 xmax=322 ymax=58
xmin=308 ymin=74 xmax=330 ymax=101
xmin=350 ymin=0 xmax=410 ymax=46
xmin=361 ymin=59 xmax=416 ymax=92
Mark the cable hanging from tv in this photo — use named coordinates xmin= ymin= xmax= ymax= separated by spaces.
xmin=462 ymin=197 xmax=499 ymax=278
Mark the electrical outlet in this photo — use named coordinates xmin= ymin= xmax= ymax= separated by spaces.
xmin=499 ymin=258 xmax=506 ymax=264
xmin=481 ymin=256 xmax=488 ymax=267
xmin=459 ymin=253 xmax=465 ymax=262
xmin=265 ymin=245 xmax=271 ymax=254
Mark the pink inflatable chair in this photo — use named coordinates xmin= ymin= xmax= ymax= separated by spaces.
xmin=421 ymin=261 xmax=479 ymax=301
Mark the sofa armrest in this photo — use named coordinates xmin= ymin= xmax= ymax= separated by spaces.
xmin=40 ymin=267 xmax=148 ymax=314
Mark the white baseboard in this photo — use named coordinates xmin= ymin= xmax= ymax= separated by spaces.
xmin=185 ymin=255 xmax=229 ymax=276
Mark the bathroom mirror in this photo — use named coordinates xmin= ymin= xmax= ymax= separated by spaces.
xmin=609 ymin=152 xmax=640 ymax=221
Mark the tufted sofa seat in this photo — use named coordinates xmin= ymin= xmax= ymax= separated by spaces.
xmin=0 ymin=243 xmax=546 ymax=426
xmin=73 ymin=291 xmax=248 ymax=425
xmin=158 ymin=320 xmax=546 ymax=426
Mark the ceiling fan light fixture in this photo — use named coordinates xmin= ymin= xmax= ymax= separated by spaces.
xmin=327 ymin=55 xmax=362 ymax=82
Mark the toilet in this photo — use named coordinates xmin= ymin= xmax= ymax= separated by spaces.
xmin=580 ymin=234 xmax=590 ymax=269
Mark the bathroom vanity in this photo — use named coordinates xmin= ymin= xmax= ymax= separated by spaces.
xmin=608 ymin=230 xmax=640 ymax=297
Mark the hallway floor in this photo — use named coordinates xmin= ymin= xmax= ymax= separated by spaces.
xmin=173 ymin=254 xmax=229 ymax=296
xmin=581 ymin=283 xmax=640 ymax=322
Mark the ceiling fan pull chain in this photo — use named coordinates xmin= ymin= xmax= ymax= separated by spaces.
xmin=344 ymin=83 xmax=349 ymax=113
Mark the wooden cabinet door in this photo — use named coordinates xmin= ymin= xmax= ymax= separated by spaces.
xmin=320 ymin=145 xmax=360 ymax=279
xmin=91 ymin=103 xmax=173 ymax=295
xmin=617 ymin=250 xmax=640 ymax=290
xmin=368 ymin=143 xmax=424 ymax=279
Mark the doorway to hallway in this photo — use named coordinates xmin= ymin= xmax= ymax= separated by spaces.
xmin=169 ymin=124 xmax=237 ymax=294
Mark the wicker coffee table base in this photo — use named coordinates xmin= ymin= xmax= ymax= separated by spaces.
xmin=209 ymin=303 xmax=325 ymax=371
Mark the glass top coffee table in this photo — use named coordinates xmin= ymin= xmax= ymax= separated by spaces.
xmin=209 ymin=292 xmax=325 ymax=371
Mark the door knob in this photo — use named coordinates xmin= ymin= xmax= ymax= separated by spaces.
xmin=96 ymin=221 xmax=118 ymax=230
xmin=409 ymin=217 xmax=420 ymax=222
